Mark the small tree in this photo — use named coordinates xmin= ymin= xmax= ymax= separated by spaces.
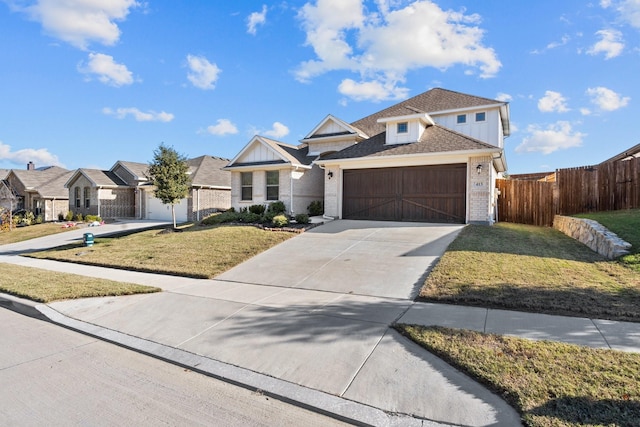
xmin=147 ymin=144 xmax=191 ymax=228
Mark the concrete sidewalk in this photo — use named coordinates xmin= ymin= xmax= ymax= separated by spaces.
xmin=1 ymin=220 xmax=638 ymax=426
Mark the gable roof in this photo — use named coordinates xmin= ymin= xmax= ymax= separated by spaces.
xmin=317 ymin=124 xmax=502 ymax=162
xmin=226 ymin=136 xmax=314 ymax=169
xmin=8 ymin=166 xmax=70 ymax=190
xmin=351 ymin=88 xmax=509 ymax=137
xmin=37 ymin=171 xmax=75 ymax=198
xmin=187 ymin=155 xmax=231 ymax=188
xmin=599 ymin=142 xmax=640 ymax=164
xmin=301 ymin=114 xmax=368 ymax=141
xmin=111 ymin=160 xmax=149 ymax=181
xmin=65 ymin=168 xmax=128 ymax=189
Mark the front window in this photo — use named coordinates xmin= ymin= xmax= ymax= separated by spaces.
xmin=266 ymin=170 xmax=279 ymax=201
xmin=475 ymin=112 xmax=486 ymax=122
xmin=456 ymin=114 xmax=467 ymax=124
xmin=84 ymin=187 xmax=90 ymax=208
xmin=397 ymin=122 xmax=408 ymax=134
xmin=74 ymin=187 xmax=81 ymax=208
xmin=241 ymin=172 xmax=253 ymax=201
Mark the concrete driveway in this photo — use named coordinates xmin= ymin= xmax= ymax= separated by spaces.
xmin=216 ymin=220 xmax=464 ymax=300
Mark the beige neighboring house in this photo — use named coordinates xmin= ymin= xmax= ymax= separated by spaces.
xmin=65 ymin=156 xmax=231 ymax=222
xmin=5 ymin=163 xmax=72 ymax=221
xmin=226 ymin=88 xmax=510 ymax=224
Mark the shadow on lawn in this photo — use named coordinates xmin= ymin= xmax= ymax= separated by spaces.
xmin=528 ymin=396 xmax=640 ymax=426
xmin=419 ymin=283 xmax=640 ymax=322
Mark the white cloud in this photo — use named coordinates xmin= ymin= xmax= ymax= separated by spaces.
xmin=0 ymin=141 xmax=63 ymax=167
xmin=495 ymin=92 xmax=512 ymax=102
xmin=102 ymin=107 xmax=174 ymax=122
xmin=79 ymin=53 xmax=134 ymax=86
xmin=587 ymin=29 xmax=624 ymax=59
xmin=516 ymin=121 xmax=585 ymax=154
xmin=247 ymin=5 xmax=267 ymax=35
xmin=186 ymin=54 xmax=221 ymax=90
xmin=546 ymin=35 xmax=570 ymax=50
xmin=263 ymin=122 xmax=290 ymax=139
xmin=538 ymin=91 xmax=570 ymax=113
xmin=206 ymin=119 xmax=238 ymax=136
xmin=295 ymin=0 xmax=500 ymax=101
xmin=586 ymin=86 xmax=630 ymax=111
xmin=10 ymin=0 xmax=139 ymax=50
xmin=601 ymin=0 xmax=640 ymax=28
xmin=338 ymin=78 xmax=408 ymax=102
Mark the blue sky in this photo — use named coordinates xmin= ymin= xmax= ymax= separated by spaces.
xmin=1 ymin=0 xmax=638 ymax=174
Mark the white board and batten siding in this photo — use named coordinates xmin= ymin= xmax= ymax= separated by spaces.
xmin=432 ymin=108 xmax=503 ymax=148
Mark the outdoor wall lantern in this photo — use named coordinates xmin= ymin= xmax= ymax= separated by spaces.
xmin=476 ymin=164 xmax=483 ymax=175
xmin=327 ymin=171 xmax=334 ymax=179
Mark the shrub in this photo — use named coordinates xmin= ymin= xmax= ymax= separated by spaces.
xmin=85 ymin=215 xmax=102 ymax=223
xmin=307 ymin=200 xmax=324 ymax=216
xmin=22 ymin=211 xmax=35 ymax=226
xmin=248 ymin=204 xmax=266 ymax=215
xmin=65 ymin=211 xmax=74 ymax=221
xmin=35 ymin=215 xmax=43 ymax=224
xmin=73 ymin=212 xmax=83 ymax=222
xmin=201 ymin=211 xmax=240 ymax=225
xmin=271 ymin=214 xmax=288 ymax=228
xmin=268 ymin=201 xmax=286 ymax=214
xmin=239 ymin=212 xmax=262 ymax=223
xmin=295 ymin=214 xmax=310 ymax=224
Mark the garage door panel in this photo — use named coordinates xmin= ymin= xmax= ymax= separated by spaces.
xmin=343 ymin=165 xmax=466 ymax=223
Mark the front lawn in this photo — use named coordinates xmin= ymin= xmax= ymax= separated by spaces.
xmin=27 ymin=225 xmax=294 ymax=279
xmin=0 ymin=222 xmax=76 ymax=245
xmin=419 ymin=223 xmax=640 ymax=321
xmin=575 ymin=209 xmax=640 ymax=272
xmin=0 ymin=263 xmax=159 ymax=302
xmin=397 ymin=325 xmax=640 ymax=427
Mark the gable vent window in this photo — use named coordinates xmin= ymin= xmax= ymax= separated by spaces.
xmin=456 ymin=114 xmax=467 ymax=124
xmin=84 ymin=187 xmax=90 ymax=208
xmin=397 ymin=122 xmax=408 ymax=134
xmin=475 ymin=112 xmax=486 ymax=122
xmin=266 ymin=170 xmax=279 ymax=201
xmin=74 ymin=187 xmax=81 ymax=208
xmin=241 ymin=172 xmax=253 ymax=201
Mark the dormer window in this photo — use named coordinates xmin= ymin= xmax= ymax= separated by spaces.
xmin=475 ymin=112 xmax=486 ymax=122
xmin=456 ymin=114 xmax=467 ymax=124
xmin=397 ymin=122 xmax=408 ymax=134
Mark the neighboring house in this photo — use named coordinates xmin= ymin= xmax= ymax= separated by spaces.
xmin=226 ymin=88 xmax=510 ymax=224
xmin=5 ymin=164 xmax=72 ymax=221
xmin=65 ymin=156 xmax=231 ymax=222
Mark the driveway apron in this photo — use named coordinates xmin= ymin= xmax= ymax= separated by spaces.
xmin=216 ymin=219 xmax=464 ymax=300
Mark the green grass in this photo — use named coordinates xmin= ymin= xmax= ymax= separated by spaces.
xmin=0 ymin=222 xmax=76 ymax=245
xmin=27 ymin=224 xmax=294 ymax=279
xmin=420 ymin=222 xmax=640 ymax=321
xmin=0 ymin=263 xmax=160 ymax=302
xmin=397 ymin=325 xmax=640 ymax=427
xmin=575 ymin=209 xmax=640 ymax=272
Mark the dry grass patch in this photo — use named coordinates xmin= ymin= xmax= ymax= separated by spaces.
xmin=397 ymin=325 xmax=640 ymax=427
xmin=27 ymin=225 xmax=294 ymax=278
xmin=420 ymin=223 xmax=640 ymax=321
xmin=0 ymin=223 xmax=75 ymax=245
xmin=0 ymin=263 xmax=159 ymax=303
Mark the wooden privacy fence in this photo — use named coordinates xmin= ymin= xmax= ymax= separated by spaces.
xmin=557 ymin=158 xmax=640 ymax=215
xmin=497 ymin=156 xmax=640 ymax=226
xmin=496 ymin=179 xmax=555 ymax=227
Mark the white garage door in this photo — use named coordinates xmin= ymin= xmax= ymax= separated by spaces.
xmin=146 ymin=195 xmax=188 ymax=222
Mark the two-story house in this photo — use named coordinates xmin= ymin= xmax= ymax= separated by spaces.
xmin=225 ymin=88 xmax=509 ymax=224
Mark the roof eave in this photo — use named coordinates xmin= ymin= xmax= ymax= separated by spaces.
xmin=315 ymin=148 xmax=504 ymax=167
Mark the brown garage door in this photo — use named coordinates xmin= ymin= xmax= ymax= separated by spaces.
xmin=343 ymin=164 xmax=466 ymax=223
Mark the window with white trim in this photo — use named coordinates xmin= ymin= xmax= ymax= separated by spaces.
xmin=266 ymin=170 xmax=279 ymax=201
xmin=74 ymin=187 xmax=81 ymax=208
xmin=84 ymin=187 xmax=90 ymax=208
xmin=397 ymin=122 xmax=408 ymax=134
xmin=241 ymin=172 xmax=253 ymax=201
xmin=475 ymin=112 xmax=486 ymax=122
xmin=456 ymin=114 xmax=467 ymax=124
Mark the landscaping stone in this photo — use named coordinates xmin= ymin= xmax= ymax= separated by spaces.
xmin=553 ymin=215 xmax=632 ymax=259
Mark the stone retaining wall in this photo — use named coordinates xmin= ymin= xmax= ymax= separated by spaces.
xmin=553 ymin=215 xmax=632 ymax=259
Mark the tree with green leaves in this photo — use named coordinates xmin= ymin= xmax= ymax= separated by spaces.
xmin=147 ymin=144 xmax=191 ymax=228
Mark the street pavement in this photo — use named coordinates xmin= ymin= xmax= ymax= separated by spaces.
xmin=2 ymin=219 xmax=639 ymax=425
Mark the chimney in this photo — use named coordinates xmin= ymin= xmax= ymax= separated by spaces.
xmin=27 ymin=161 xmax=35 ymax=171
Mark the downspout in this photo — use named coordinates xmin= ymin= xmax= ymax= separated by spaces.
xmin=290 ymin=169 xmax=294 ymax=216
xmin=97 ymin=187 xmax=101 ymax=218
xmin=196 ymin=187 xmax=200 ymax=222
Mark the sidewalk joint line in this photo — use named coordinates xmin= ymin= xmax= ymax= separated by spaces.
xmin=175 ymin=305 xmax=250 ymax=348
xmin=590 ymin=318 xmax=612 ymax=350
xmin=339 ymin=328 xmax=388 ymax=397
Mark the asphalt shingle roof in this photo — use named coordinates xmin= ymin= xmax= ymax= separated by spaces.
xmin=187 ymin=155 xmax=231 ymax=187
xmin=321 ymin=124 xmax=498 ymax=161
xmin=351 ymin=87 xmax=504 ymax=137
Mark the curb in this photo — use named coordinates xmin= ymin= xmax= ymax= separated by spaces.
xmin=1 ymin=294 xmax=447 ymax=427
